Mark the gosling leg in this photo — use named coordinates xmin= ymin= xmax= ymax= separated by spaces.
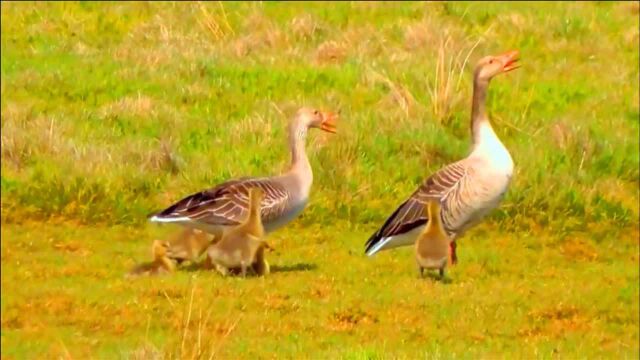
xmin=214 ymin=263 xmax=228 ymax=276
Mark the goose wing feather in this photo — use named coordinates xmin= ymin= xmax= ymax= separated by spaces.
xmin=365 ymin=160 xmax=468 ymax=253
xmin=151 ymin=177 xmax=290 ymax=226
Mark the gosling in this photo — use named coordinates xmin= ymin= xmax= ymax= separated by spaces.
xmin=415 ymin=199 xmax=451 ymax=279
xmin=165 ymin=228 xmax=213 ymax=265
xmin=127 ymin=239 xmax=176 ymax=277
xmin=205 ymin=187 xmax=273 ymax=277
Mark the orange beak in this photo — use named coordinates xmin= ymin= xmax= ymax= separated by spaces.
xmin=499 ymin=50 xmax=520 ymax=73
xmin=320 ymin=111 xmax=338 ymax=134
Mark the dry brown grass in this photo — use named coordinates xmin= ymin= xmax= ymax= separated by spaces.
xmin=365 ymin=68 xmax=419 ymax=119
xmin=426 ymin=35 xmax=481 ymax=125
xmin=330 ymin=307 xmax=378 ymax=332
xmin=290 ymin=13 xmax=321 ymax=41
xmin=99 ymin=95 xmax=156 ymax=119
xmin=198 ymin=1 xmax=234 ymax=42
xmin=160 ymin=281 xmax=241 ymax=359
xmin=1 ymin=110 xmax=71 ymax=170
xmin=2 ymin=2 xmax=638 ymax=358
xmin=560 ymin=237 xmax=599 ymax=262
xmin=315 ymin=40 xmax=347 ymax=65
xmin=520 ymin=304 xmax=593 ymax=340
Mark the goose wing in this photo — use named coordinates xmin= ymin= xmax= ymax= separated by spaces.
xmin=150 ymin=177 xmax=290 ymax=226
xmin=364 ymin=160 xmax=468 ymax=255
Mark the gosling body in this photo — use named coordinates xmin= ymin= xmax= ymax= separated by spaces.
xmin=206 ymin=188 xmax=272 ymax=277
xmin=415 ymin=200 xmax=451 ymax=279
xmin=127 ymin=240 xmax=176 ymax=277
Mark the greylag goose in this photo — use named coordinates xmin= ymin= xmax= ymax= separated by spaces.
xmin=149 ymin=107 xmax=337 ymax=245
xmin=365 ymin=50 xmax=519 ymax=263
xmin=205 ymin=187 xmax=273 ymax=277
xmin=415 ymin=199 xmax=451 ymax=279
xmin=126 ymin=240 xmax=176 ymax=277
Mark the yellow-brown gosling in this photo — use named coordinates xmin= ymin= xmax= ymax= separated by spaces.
xmin=205 ymin=187 xmax=273 ymax=277
xmin=165 ymin=228 xmax=213 ymax=265
xmin=415 ymin=199 xmax=451 ymax=279
xmin=127 ymin=239 xmax=176 ymax=277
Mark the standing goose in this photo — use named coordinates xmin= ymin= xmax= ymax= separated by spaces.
xmin=149 ymin=107 xmax=337 ymax=247
xmin=365 ymin=50 xmax=519 ymax=263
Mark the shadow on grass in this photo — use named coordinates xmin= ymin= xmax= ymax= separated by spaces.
xmin=420 ymin=271 xmax=453 ymax=284
xmin=175 ymin=261 xmax=318 ymax=275
xmin=270 ymin=262 xmax=318 ymax=273
xmin=178 ymin=261 xmax=206 ymax=272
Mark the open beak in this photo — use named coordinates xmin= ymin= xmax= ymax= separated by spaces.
xmin=500 ymin=50 xmax=520 ymax=73
xmin=320 ymin=111 xmax=338 ymax=134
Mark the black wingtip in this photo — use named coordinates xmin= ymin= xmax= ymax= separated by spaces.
xmin=364 ymin=232 xmax=380 ymax=254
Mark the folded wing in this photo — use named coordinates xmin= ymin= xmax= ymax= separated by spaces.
xmin=150 ymin=177 xmax=290 ymax=226
xmin=365 ymin=161 xmax=467 ymax=255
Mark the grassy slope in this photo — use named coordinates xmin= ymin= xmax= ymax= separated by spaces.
xmin=1 ymin=1 xmax=638 ymax=358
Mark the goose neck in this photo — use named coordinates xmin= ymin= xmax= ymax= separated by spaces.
xmin=471 ymin=76 xmax=491 ymax=144
xmin=287 ymin=121 xmax=312 ymax=180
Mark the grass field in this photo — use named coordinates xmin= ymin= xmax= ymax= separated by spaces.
xmin=1 ymin=1 xmax=639 ymax=358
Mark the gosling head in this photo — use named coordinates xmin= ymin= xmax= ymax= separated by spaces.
xmin=151 ymin=239 xmax=171 ymax=260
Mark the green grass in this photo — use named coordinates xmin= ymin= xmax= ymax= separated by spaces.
xmin=1 ymin=1 xmax=639 ymax=358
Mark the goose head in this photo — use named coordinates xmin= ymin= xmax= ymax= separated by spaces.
xmin=293 ymin=107 xmax=338 ymax=134
xmin=474 ymin=50 xmax=520 ymax=81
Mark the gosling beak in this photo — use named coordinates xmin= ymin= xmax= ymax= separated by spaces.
xmin=500 ymin=50 xmax=520 ymax=73
xmin=320 ymin=111 xmax=338 ymax=134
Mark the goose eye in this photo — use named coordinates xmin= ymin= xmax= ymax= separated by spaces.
xmin=489 ymin=59 xmax=494 ymax=64
xmin=313 ymin=110 xmax=319 ymax=115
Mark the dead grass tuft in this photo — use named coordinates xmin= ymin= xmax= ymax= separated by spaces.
xmin=261 ymin=293 xmax=299 ymax=314
xmin=550 ymin=121 xmax=573 ymax=150
xmin=404 ymin=21 xmax=437 ymax=51
xmin=290 ymin=14 xmax=320 ymax=41
xmin=129 ymin=343 xmax=163 ymax=360
xmin=229 ymin=113 xmax=274 ymax=144
xmin=308 ymin=282 xmax=333 ymax=301
xmin=341 ymin=25 xmax=382 ymax=60
xmin=330 ymin=307 xmax=378 ymax=332
xmin=366 ymin=68 xmax=418 ymax=118
xmin=520 ymin=304 xmax=592 ymax=340
xmin=315 ymin=40 xmax=347 ymax=64
xmin=244 ymin=10 xmax=289 ymax=49
xmin=156 ymin=137 xmax=185 ymax=175
xmin=592 ymin=178 xmax=640 ymax=218
xmin=426 ymin=34 xmax=481 ymax=125
xmin=156 ymin=281 xmax=241 ymax=359
xmin=560 ymin=237 xmax=598 ymax=262
xmin=100 ymin=95 xmax=156 ymax=119
xmin=1 ymin=110 xmax=71 ymax=169
xmin=52 ymin=240 xmax=91 ymax=256
xmin=498 ymin=12 xmax=529 ymax=31
xmin=549 ymin=120 xmax=595 ymax=171
xmin=198 ymin=1 xmax=234 ymax=42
